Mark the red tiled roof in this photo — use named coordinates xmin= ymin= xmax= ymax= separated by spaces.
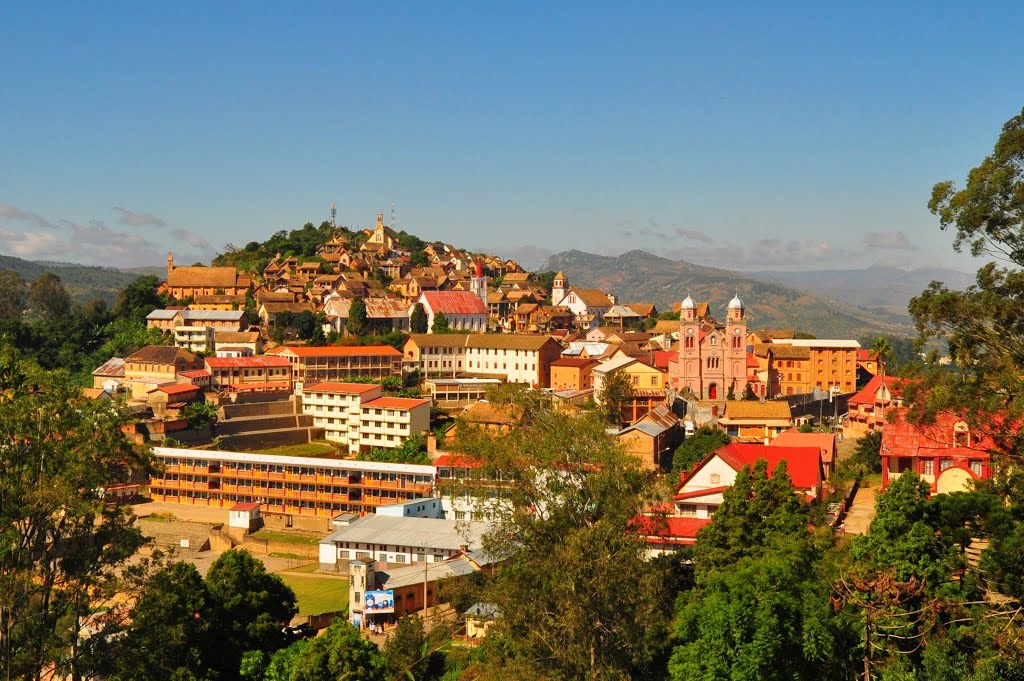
xmin=303 ymin=382 xmax=382 ymax=394
xmin=847 ymin=374 xmax=914 ymax=407
xmin=205 ymin=356 xmax=292 ymax=369
xmin=231 ymin=502 xmax=260 ymax=512
xmin=157 ymin=383 xmax=202 ymax=396
xmin=881 ymin=409 xmax=998 ymax=460
xmin=421 ymin=291 xmax=488 ymax=315
xmin=651 ymin=350 xmax=678 ymax=370
xmin=550 ymin=357 xmax=599 ymax=368
xmin=270 ymin=345 xmax=402 ymax=357
xmin=746 ymin=350 xmax=760 ymax=368
xmin=433 ymin=454 xmax=484 ymax=468
xmin=631 ymin=515 xmax=711 ymax=545
xmin=363 ymin=396 xmax=430 ymax=410
xmin=704 ymin=443 xmax=822 ymax=492
xmin=856 ymin=349 xmax=878 ymax=362
xmin=178 ymin=370 xmax=211 ymax=378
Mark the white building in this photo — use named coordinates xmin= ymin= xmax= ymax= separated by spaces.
xmin=403 ymin=334 xmax=564 ymax=388
xmin=415 ymin=291 xmax=488 ymax=333
xmin=318 ymin=514 xmax=492 ymax=571
xmin=549 ymin=272 xmax=614 ymax=330
xmin=301 ymin=383 xmax=431 ymax=454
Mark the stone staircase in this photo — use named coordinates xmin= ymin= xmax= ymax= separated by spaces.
xmin=136 ymin=518 xmax=212 ymax=556
xmin=214 ymin=396 xmax=326 ymax=450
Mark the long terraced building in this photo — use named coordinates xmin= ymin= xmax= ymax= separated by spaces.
xmin=149 ymin=447 xmax=436 ymax=517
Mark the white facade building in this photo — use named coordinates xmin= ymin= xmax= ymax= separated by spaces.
xmin=301 ymin=383 xmax=431 ymax=455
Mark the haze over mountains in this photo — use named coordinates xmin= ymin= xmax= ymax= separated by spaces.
xmin=539 ymin=250 xmax=970 ymax=339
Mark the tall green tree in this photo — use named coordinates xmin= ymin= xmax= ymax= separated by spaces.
xmin=452 ymin=404 xmax=673 ymax=680
xmin=27 ymin=273 xmax=71 ymax=322
xmin=597 ymin=369 xmax=634 ymax=426
xmin=113 ymin=275 xmax=163 ymax=324
xmin=671 ymin=460 xmax=849 ymax=680
xmin=109 ymin=563 xmax=218 ymax=681
xmin=0 ymin=352 xmax=155 ymax=680
xmin=410 ymin=303 xmax=427 ymax=334
xmin=0 ymin=271 xmax=27 ymax=321
xmin=431 ymin=311 xmax=449 ymax=334
xmin=205 ymin=550 xmax=298 ymax=680
xmin=347 ymin=297 xmax=368 ymax=337
xmin=284 ymin=620 xmax=385 ymax=681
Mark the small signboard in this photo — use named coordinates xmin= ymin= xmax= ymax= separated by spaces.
xmin=364 ymin=590 xmax=395 ymax=614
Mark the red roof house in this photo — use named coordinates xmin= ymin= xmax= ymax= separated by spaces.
xmin=881 ymin=409 xmax=996 ymax=494
xmin=845 ymin=374 xmax=915 ymax=435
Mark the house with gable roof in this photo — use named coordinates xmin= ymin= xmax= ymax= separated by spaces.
xmin=415 ymin=291 xmax=488 ymax=333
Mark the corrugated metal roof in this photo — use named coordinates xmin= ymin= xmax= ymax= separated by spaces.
xmin=320 ymin=515 xmax=491 ymax=553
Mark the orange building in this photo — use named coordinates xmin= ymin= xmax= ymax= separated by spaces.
xmin=148 ymin=446 xmax=436 ymax=517
xmin=549 ymin=357 xmax=598 ymax=391
xmin=165 ymin=252 xmax=250 ymax=301
xmin=767 ymin=339 xmax=860 ymax=397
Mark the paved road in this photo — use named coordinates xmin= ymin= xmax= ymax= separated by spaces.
xmin=841 ymin=484 xmax=876 ymax=535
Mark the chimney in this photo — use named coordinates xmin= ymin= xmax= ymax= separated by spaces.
xmin=427 ymin=433 xmax=437 ymax=457
xmin=607 ymin=293 xmax=617 ymax=305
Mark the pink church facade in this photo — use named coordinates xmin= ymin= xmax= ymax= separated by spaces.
xmin=669 ymin=295 xmax=748 ymax=400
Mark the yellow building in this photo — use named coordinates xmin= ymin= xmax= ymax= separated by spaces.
xmin=768 ymin=339 xmax=860 ymax=396
xmin=123 ymin=345 xmax=203 ymax=399
xmin=716 ymin=400 xmax=794 ymax=442
xmin=549 ymin=357 xmax=598 ymax=391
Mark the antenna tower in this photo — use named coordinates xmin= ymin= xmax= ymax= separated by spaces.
xmin=330 ymin=202 xmax=336 ymax=228
xmin=391 ymin=203 xmax=396 ymax=231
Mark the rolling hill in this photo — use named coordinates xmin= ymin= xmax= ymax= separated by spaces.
xmin=539 ymin=250 xmax=915 ymax=338
xmin=0 ymin=255 xmax=158 ymax=305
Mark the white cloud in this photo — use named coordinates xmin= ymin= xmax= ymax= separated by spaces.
xmin=170 ymin=227 xmax=213 ymax=251
xmin=113 ymin=206 xmax=167 ymax=227
xmin=0 ymin=203 xmax=55 ymax=229
xmin=863 ymin=230 xmax=917 ymax=251
xmin=0 ymin=229 xmax=69 ymax=258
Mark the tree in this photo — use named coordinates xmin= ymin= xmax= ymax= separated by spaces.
xmin=670 ymin=460 xmax=849 ymax=680
xmin=347 ymin=297 xmax=368 ymax=337
xmin=847 ymin=430 xmax=882 ymax=473
xmin=410 ymin=303 xmax=428 ymax=334
xmin=109 ymin=562 xmax=218 ymax=681
xmin=204 ymin=549 xmax=298 ymax=679
xmin=180 ymin=400 xmax=219 ymax=430
xmin=27 ymin=273 xmax=70 ymax=322
xmin=431 ymin=311 xmax=449 ymax=334
xmin=0 ymin=351 xmax=155 ymax=680
xmin=0 ymin=270 xmax=27 ymax=320
xmin=451 ymin=404 xmax=674 ymax=679
xmin=285 ymin=620 xmax=385 ymax=681
xmin=113 ymin=275 xmax=162 ymax=324
xmin=669 ymin=427 xmax=729 ymax=481
xmin=597 ymin=369 xmax=633 ymax=425
xmin=382 ymin=615 xmax=429 ymax=681
xmin=408 ymin=250 xmax=429 ymax=268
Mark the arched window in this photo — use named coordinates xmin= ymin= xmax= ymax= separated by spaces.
xmin=953 ymin=421 xmax=970 ymax=447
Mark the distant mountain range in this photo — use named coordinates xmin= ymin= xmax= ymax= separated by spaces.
xmin=745 ymin=265 xmax=974 ymax=319
xmin=538 ymin=250 xmax=965 ymax=338
xmin=0 ymin=254 xmax=162 ymax=305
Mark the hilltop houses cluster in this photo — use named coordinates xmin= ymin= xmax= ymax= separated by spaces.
xmin=86 ymin=214 xmax=1001 ymax=616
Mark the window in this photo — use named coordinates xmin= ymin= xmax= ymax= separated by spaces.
xmin=632 ymin=376 xmax=639 ymax=385
xmin=939 ymin=458 xmax=953 ymax=472
xmin=970 ymin=460 xmax=984 ymax=477
xmin=710 ymin=473 xmax=721 ymax=484
xmin=920 ymin=459 xmax=934 ymax=476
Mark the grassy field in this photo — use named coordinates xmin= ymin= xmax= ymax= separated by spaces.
xmin=252 ymin=529 xmax=322 ymax=545
xmin=253 ymin=441 xmax=343 ymax=458
xmin=278 ymin=573 xmax=349 ymax=615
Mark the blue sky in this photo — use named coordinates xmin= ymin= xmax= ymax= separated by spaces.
xmin=2 ymin=2 xmax=1022 ymax=271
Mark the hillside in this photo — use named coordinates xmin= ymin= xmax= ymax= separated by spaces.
xmin=539 ymin=250 xmax=913 ymax=338
xmin=747 ymin=265 xmax=974 ymax=321
xmin=0 ymin=255 xmax=153 ymax=305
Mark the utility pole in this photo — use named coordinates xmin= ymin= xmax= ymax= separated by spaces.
xmin=422 ymin=545 xmax=429 ymax=630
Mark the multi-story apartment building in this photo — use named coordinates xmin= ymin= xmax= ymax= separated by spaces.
xmin=358 ymin=396 xmax=431 ymax=452
xmin=267 ymin=345 xmax=403 ymax=390
xmin=301 ymin=383 xmax=430 ymax=454
xmin=403 ymin=334 xmax=562 ymax=388
xmin=149 ymin=446 xmax=436 ymax=517
xmin=768 ymin=339 xmax=860 ymax=395
xmin=204 ymin=356 xmax=293 ymax=391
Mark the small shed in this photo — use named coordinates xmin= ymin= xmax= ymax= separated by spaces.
xmin=228 ymin=502 xmax=261 ymax=532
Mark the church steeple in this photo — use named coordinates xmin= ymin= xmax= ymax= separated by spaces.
xmin=470 ymin=258 xmax=488 ymax=309
xmin=552 ymin=271 xmax=567 ymax=303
